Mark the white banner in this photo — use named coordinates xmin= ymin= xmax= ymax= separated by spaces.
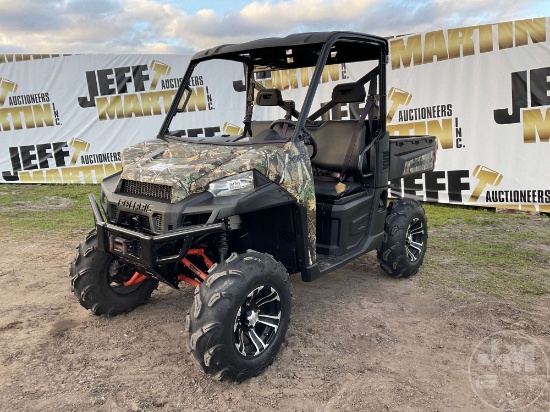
xmin=0 ymin=54 xmax=194 ymax=184
xmin=385 ymin=17 xmax=550 ymax=212
xmin=1 ymin=17 xmax=549 ymax=213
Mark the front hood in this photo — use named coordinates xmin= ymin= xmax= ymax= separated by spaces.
xmin=120 ymin=139 xmax=286 ymax=203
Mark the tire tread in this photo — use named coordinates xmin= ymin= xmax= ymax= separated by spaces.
xmin=187 ymin=251 xmax=291 ymax=382
xmin=377 ymin=198 xmax=428 ymax=278
xmin=69 ymin=229 xmax=158 ymax=316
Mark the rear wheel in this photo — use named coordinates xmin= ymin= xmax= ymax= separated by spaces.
xmin=70 ymin=229 xmax=158 ymax=316
xmin=187 ymin=250 xmax=291 ymax=382
xmin=377 ymin=198 xmax=428 ymax=278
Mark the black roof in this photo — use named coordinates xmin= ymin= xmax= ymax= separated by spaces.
xmin=192 ymin=31 xmax=387 ymax=68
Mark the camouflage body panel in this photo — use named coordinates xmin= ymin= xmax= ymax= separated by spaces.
xmin=120 ymin=139 xmax=317 ymax=265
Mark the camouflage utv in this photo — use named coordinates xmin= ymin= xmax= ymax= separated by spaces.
xmin=70 ymin=32 xmax=436 ymax=381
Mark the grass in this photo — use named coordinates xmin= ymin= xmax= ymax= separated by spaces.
xmin=0 ymin=185 xmax=548 ymax=300
xmin=0 ymin=184 xmax=100 ymax=237
xmin=423 ymin=203 xmax=505 ymax=227
xmin=421 ymin=202 xmax=550 ymax=301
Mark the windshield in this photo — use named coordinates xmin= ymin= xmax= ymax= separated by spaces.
xmin=166 ymin=60 xmax=348 ymax=143
xmin=166 ymin=59 xmax=247 ymax=141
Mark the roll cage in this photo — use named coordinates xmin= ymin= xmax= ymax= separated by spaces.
xmin=158 ymin=31 xmax=389 ymax=142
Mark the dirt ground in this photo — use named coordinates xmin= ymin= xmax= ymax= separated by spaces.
xmin=1 ymin=228 xmax=549 ymax=411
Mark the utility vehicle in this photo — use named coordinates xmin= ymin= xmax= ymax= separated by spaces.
xmin=70 ymin=32 xmax=436 ymax=381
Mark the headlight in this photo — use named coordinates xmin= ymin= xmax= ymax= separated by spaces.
xmin=208 ymin=171 xmax=255 ymax=197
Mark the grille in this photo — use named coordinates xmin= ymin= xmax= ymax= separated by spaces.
xmin=120 ymin=180 xmax=172 ymax=201
xmin=153 ymin=214 xmax=163 ymax=232
xmin=109 ymin=204 xmax=118 ymax=222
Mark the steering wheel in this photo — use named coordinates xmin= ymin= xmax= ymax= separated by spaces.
xmin=269 ymin=119 xmax=317 ymax=159
xmin=269 ymin=119 xmax=296 ymax=132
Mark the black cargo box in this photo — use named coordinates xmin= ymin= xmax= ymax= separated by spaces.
xmin=388 ymin=135 xmax=437 ymax=181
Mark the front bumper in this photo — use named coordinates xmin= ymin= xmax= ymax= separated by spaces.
xmin=89 ymin=194 xmax=224 ymax=286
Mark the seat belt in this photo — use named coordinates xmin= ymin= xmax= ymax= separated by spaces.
xmin=339 ymin=77 xmax=378 ymax=182
xmin=242 ymin=102 xmax=253 ymax=137
xmin=241 ymin=77 xmax=257 ymax=138
xmin=281 ymin=101 xmax=295 ymax=137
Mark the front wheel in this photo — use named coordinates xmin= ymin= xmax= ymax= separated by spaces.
xmin=70 ymin=229 xmax=158 ymax=316
xmin=377 ymin=198 xmax=428 ymax=278
xmin=187 ymin=250 xmax=292 ymax=382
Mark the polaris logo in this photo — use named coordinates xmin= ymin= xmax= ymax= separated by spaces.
xmin=117 ymin=199 xmax=152 ymax=213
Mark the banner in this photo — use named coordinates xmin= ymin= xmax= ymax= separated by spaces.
xmin=1 ymin=17 xmax=549 ymax=212
xmin=0 ymin=54 xmax=193 ymax=184
xmin=385 ymin=17 xmax=550 ymax=212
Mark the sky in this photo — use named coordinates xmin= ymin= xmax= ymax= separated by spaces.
xmin=0 ymin=0 xmax=548 ymax=54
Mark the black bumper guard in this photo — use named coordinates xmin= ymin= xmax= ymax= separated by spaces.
xmin=89 ymin=194 xmax=224 ymax=273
